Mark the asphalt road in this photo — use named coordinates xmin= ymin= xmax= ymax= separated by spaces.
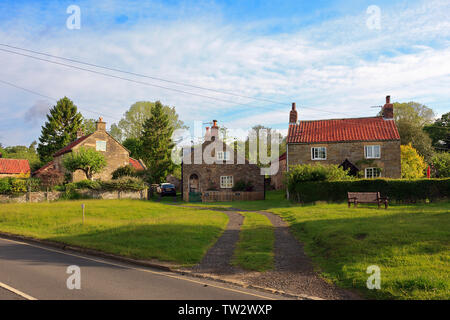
xmin=0 ymin=237 xmax=283 ymax=300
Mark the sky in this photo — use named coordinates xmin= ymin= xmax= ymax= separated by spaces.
xmin=0 ymin=0 xmax=449 ymax=146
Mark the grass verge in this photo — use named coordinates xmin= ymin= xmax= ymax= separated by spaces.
xmin=0 ymin=199 xmax=228 ymax=266
xmin=232 ymin=212 xmax=274 ymax=272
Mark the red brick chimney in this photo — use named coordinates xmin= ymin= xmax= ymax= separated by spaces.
xmin=211 ymin=120 xmax=219 ymax=140
xmin=382 ymin=96 xmax=394 ymax=119
xmin=289 ymin=103 xmax=298 ymax=124
xmin=96 ymin=117 xmax=106 ymax=131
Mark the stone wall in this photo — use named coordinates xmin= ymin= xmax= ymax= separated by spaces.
xmin=0 ymin=189 xmax=147 ymax=203
xmin=287 ymin=140 xmax=401 ymax=178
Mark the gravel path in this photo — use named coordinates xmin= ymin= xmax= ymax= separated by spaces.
xmin=176 ymin=205 xmax=360 ymax=299
xmin=243 ymin=211 xmax=361 ymax=300
xmin=190 ymin=211 xmax=244 ymax=275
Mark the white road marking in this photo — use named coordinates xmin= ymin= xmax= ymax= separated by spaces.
xmin=0 ymin=281 xmax=37 ymax=300
xmin=0 ymin=237 xmax=275 ymax=300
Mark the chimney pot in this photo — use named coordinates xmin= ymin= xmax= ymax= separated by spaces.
xmin=96 ymin=117 xmax=106 ymax=131
xmin=382 ymin=95 xmax=394 ymax=119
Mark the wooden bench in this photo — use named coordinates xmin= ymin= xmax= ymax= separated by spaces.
xmin=347 ymin=192 xmax=388 ymax=209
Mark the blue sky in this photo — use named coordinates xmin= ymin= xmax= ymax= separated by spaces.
xmin=0 ymin=0 xmax=449 ymax=146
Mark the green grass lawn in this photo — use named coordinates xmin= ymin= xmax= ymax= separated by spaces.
xmin=0 ymin=199 xmax=228 ymax=266
xmin=183 ymin=191 xmax=449 ymax=299
xmin=232 ymin=212 xmax=274 ymax=271
xmin=270 ymin=202 xmax=450 ymax=300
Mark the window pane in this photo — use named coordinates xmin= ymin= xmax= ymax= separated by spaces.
xmin=374 ymin=146 xmax=380 ymax=158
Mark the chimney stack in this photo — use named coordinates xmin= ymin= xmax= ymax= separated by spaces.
xmin=382 ymin=95 xmax=394 ymax=119
xmin=211 ymin=120 xmax=219 ymax=140
xmin=96 ymin=117 xmax=106 ymax=131
xmin=289 ymin=102 xmax=298 ymax=124
xmin=205 ymin=127 xmax=211 ymax=141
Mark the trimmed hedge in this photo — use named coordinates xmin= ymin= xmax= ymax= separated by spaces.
xmin=289 ymin=178 xmax=450 ymax=203
xmin=0 ymin=177 xmax=41 ymax=194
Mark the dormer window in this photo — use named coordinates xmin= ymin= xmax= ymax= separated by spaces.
xmin=96 ymin=140 xmax=106 ymax=151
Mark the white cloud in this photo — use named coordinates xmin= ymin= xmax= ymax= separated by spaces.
xmin=0 ymin=0 xmax=449 ymax=145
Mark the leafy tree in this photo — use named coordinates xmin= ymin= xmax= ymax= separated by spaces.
xmin=140 ymin=101 xmax=175 ymax=184
xmin=430 ymin=152 xmax=450 ymax=178
xmin=122 ymin=137 xmax=143 ymax=159
xmin=62 ymin=147 xmax=107 ymax=180
xmin=242 ymin=125 xmax=284 ymax=167
xmin=111 ymin=165 xmax=136 ymax=180
xmin=82 ymin=118 xmax=97 ymax=135
xmin=388 ymin=102 xmax=435 ymax=162
xmin=37 ymin=97 xmax=83 ymax=163
xmin=424 ymin=112 xmax=450 ymax=151
xmin=400 ymin=144 xmax=427 ymax=179
xmin=109 ymin=101 xmax=186 ymax=142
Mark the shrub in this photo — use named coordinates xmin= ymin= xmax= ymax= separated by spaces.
xmin=101 ymin=177 xmax=146 ymax=191
xmin=289 ymin=178 xmax=450 ymax=203
xmin=401 ymin=144 xmax=427 ymax=179
xmin=0 ymin=178 xmax=11 ymax=194
xmin=10 ymin=178 xmax=27 ymax=194
xmin=431 ymin=152 xmax=450 ymax=178
xmin=286 ymin=164 xmax=353 ymax=192
xmin=111 ymin=165 xmax=137 ymax=180
xmin=232 ymin=180 xmax=254 ymax=192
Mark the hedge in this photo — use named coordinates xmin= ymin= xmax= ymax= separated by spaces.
xmin=289 ymin=178 xmax=450 ymax=203
xmin=0 ymin=177 xmax=41 ymax=194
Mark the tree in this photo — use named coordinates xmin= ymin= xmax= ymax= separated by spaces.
xmin=243 ymin=125 xmax=284 ymax=167
xmin=62 ymin=147 xmax=107 ymax=180
xmin=82 ymin=118 xmax=97 ymax=135
xmin=122 ymin=137 xmax=143 ymax=159
xmin=109 ymin=101 xmax=186 ymax=142
xmin=400 ymin=144 xmax=427 ymax=179
xmin=388 ymin=102 xmax=435 ymax=162
xmin=430 ymin=152 xmax=450 ymax=178
xmin=37 ymin=97 xmax=83 ymax=163
xmin=140 ymin=101 xmax=175 ymax=184
xmin=424 ymin=112 xmax=450 ymax=151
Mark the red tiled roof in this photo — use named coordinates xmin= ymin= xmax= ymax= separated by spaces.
xmin=53 ymin=134 xmax=92 ymax=157
xmin=0 ymin=159 xmax=30 ymax=174
xmin=32 ymin=160 xmax=54 ymax=175
xmin=287 ymin=116 xmax=400 ymax=143
xmin=129 ymin=157 xmax=145 ymax=170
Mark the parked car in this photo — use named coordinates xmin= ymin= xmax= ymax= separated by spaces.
xmin=157 ymin=183 xmax=176 ymax=196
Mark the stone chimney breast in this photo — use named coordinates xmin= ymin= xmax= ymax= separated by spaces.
xmin=96 ymin=117 xmax=106 ymax=131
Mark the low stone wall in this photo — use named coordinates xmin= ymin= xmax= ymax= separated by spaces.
xmin=0 ymin=191 xmax=62 ymax=203
xmin=0 ymin=189 xmax=148 ymax=203
xmin=201 ymin=191 xmax=264 ymax=202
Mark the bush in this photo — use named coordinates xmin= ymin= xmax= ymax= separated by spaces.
xmin=232 ymin=180 xmax=254 ymax=192
xmin=431 ymin=152 xmax=450 ymax=178
xmin=286 ymin=164 xmax=353 ymax=191
xmin=101 ymin=177 xmax=147 ymax=191
xmin=0 ymin=178 xmax=11 ymax=194
xmin=111 ymin=165 xmax=137 ymax=180
xmin=289 ymin=178 xmax=450 ymax=203
xmin=0 ymin=177 xmax=41 ymax=194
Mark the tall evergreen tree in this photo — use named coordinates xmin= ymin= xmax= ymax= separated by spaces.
xmin=37 ymin=97 xmax=83 ymax=163
xmin=140 ymin=101 xmax=175 ymax=184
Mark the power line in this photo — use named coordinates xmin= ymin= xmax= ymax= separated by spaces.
xmin=0 ymin=45 xmax=356 ymax=117
xmin=0 ymin=78 xmax=122 ymax=121
xmin=0 ymin=43 xmax=291 ymax=107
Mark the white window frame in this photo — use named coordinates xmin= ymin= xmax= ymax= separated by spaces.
xmin=217 ymin=151 xmax=230 ymax=161
xmin=365 ymin=145 xmax=381 ymax=159
xmin=365 ymin=167 xmax=381 ymax=178
xmin=311 ymin=147 xmax=327 ymax=160
xmin=96 ymin=140 xmax=107 ymax=151
xmin=220 ymin=176 xmax=233 ymax=189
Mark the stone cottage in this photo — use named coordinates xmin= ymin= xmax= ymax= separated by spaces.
xmin=286 ymin=96 xmax=401 ymax=178
xmin=182 ymin=120 xmax=265 ymax=202
xmin=34 ymin=118 xmax=146 ymax=183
